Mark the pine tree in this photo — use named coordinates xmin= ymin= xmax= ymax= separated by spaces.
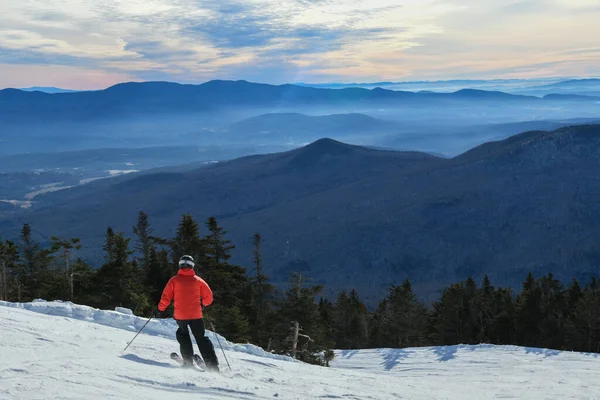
xmin=567 ymin=278 xmax=583 ymax=309
xmin=318 ymin=298 xmax=336 ymax=350
xmin=133 ymin=211 xmax=155 ymax=270
xmin=0 ymin=240 xmax=19 ymax=301
xmin=133 ymin=212 xmax=168 ymax=303
xmin=250 ymin=233 xmax=275 ymax=347
xmin=95 ymin=229 xmax=148 ymax=312
xmin=205 ymin=216 xmax=235 ymax=265
xmin=334 ymin=291 xmax=350 ymax=348
xmin=272 ymin=273 xmax=329 ymax=364
xmin=103 ymin=227 xmax=116 ymax=264
xmin=196 ymin=217 xmax=251 ymax=342
xmin=207 ymin=219 xmax=243 ymax=289
xmin=18 ymin=223 xmax=53 ymax=300
xmin=333 ymin=289 xmax=369 ymax=349
xmin=346 ymin=289 xmax=369 ymax=349
xmin=474 ymin=275 xmax=495 ymax=342
xmin=372 ymin=280 xmax=428 ymax=348
xmin=564 ymin=278 xmax=585 ymax=350
xmin=144 ymin=247 xmax=171 ymax=304
xmin=514 ymin=273 xmax=542 ymax=347
xmin=538 ymin=273 xmax=566 ymax=349
xmin=568 ymin=279 xmax=600 ymax=352
xmin=49 ymin=236 xmax=82 ymax=301
xmin=168 ymin=214 xmax=205 ymax=274
xmin=489 ymin=287 xmax=515 ymax=345
xmin=70 ymin=258 xmax=96 ymax=305
xmin=430 ymin=281 xmax=474 ymax=345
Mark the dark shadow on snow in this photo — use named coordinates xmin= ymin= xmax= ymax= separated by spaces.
xmin=121 ymin=354 xmax=175 ymax=368
xmin=115 ymin=375 xmax=256 ymax=396
xmin=524 ymin=347 xmax=560 ymax=358
xmin=337 ymin=350 xmax=360 ymax=359
xmin=377 ymin=349 xmax=412 ymax=370
xmin=432 ymin=346 xmax=458 ymax=362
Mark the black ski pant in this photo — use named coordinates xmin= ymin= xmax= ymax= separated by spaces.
xmin=176 ymin=318 xmax=219 ymax=368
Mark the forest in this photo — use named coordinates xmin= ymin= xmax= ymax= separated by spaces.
xmin=2 ymin=212 xmax=600 ymax=365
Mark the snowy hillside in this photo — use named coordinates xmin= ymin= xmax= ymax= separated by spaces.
xmin=1 ymin=301 xmax=599 ymax=399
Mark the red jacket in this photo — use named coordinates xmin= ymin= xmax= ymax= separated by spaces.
xmin=158 ymin=269 xmax=213 ymax=320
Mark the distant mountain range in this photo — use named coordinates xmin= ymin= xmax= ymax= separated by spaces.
xmin=294 ymin=78 xmax=568 ymax=91
xmin=538 ymin=78 xmax=600 ymax=89
xmin=2 ymin=124 xmax=600 ymax=302
xmin=513 ymin=78 xmax=600 ymax=97
xmin=11 ymin=77 xmax=599 ymax=95
xmin=19 ymin=87 xmax=78 ymax=94
xmin=1 ymin=78 xmax=599 ymax=160
xmin=3 ymin=80 xmax=597 ymax=122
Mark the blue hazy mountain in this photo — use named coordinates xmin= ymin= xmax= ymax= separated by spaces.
xmin=19 ymin=87 xmax=78 ymax=94
xmin=2 ymin=80 xmax=599 ymax=158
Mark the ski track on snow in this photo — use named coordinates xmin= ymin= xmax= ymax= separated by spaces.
xmin=1 ymin=300 xmax=600 ymax=399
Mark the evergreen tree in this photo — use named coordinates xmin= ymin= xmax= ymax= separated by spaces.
xmin=199 ymin=217 xmax=251 ymax=342
xmin=538 ymin=273 xmax=566 ymax=349
xmin=430 ymin=281 xmax=475 ymax=345
xmin=564 ymin=278 xmax=584 ymax=350
xmin=170 ymin=214 xmax=205 ymax=271
xmin=133 ymin=212 xmax=169 ymax=304
xmin=333 ymin=289 xmax=369 ymax=349
xmin=49 ymin=236 xmax=82 ymax=301
xmin=514 ymin=273 xmax=542 ymax=347
xmin=474 ymin=275 xmax=495 ymax=342
xmin=346 ymin=289 xmax=369 ymax=349
xmin=18 ymin=223 xmax=53 ymax=300
xmin=0 ymin=240 xmax=19 ymax=301
xmin=70 ymin=258 xmax=97 ymax=305
xmin=334 ymin=291 xmax=350 ymax=348
xmin=95 ymin=229 xmax=149 ymax=312
xmin=144 ymin=247 xmax=171 ymax=304
xmin=272 ymin=273 xmax=329 ymax=364
xmin=205 ymin=216 xmax=235 ymax=264
xmin=318 ymin=298 xmax=336 ymax=350
xmin=371 ymin=280 xmax=428 ymax=348
xmin=103 ymin=227 xmax=116 ymax=263
xmin=133 ymin=211 xmax=155 ymax=266
xmin=567 ymin=279 xmax=600 ymax=352
xmin=489 ymin=287 xmax=515 ymax=345
xmin=250 ymin=233 xmax=275 ymax=347
xmin=567 ymin=278 xmax=583 ymax=310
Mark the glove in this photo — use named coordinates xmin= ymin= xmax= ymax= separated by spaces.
xmin=153 ymin=309 xmax=163 ymax=318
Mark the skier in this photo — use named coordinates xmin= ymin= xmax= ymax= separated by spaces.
xmin=155 ymin=255 xmax=220 ymax=372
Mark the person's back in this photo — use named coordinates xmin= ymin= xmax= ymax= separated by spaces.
xmin=156 ymin=255 xmax=219 ymax=371
xmin=160 ymin=267 xmax=212 ymax=321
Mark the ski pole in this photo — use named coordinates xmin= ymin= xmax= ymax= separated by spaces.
xmin=205 ymin=314 xmax=232 ymax=371
xmin=123 ymin=316 xmax=153 ymax=352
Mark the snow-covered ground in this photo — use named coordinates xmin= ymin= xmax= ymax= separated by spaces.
xmin=1 ymin=301 xmax=599 ymax=400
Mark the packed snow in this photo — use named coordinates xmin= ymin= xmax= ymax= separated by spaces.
xmin=1 ymin=301 xmax=599 ymax=399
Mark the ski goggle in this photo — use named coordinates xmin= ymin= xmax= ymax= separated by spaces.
xmin=179 ymin=259 xmax=195 ymax=268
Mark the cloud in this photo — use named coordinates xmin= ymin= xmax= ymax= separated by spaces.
xmin=0 ymin=0 xmax=598 ymax=89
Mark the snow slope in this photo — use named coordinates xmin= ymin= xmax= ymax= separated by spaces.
xmin=1 ymin=301 xmax=599 ymax=400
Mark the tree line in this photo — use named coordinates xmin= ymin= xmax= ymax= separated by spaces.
xmin=2 ymin=212 xmax=600 ymax=365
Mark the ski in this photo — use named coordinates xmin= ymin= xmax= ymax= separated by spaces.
xmin=170 ymin=352 xmax=206 ymax=371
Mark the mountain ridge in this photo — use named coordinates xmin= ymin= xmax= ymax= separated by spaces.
xmin=1 ymin=125 xmax=599 ymax=301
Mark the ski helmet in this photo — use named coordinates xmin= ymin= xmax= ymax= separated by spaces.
xmin=179 ymin=255 xmax=195 ymax=269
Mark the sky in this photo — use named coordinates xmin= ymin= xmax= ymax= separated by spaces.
xmin=0 ymin=0 xmax=599 ymax=89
